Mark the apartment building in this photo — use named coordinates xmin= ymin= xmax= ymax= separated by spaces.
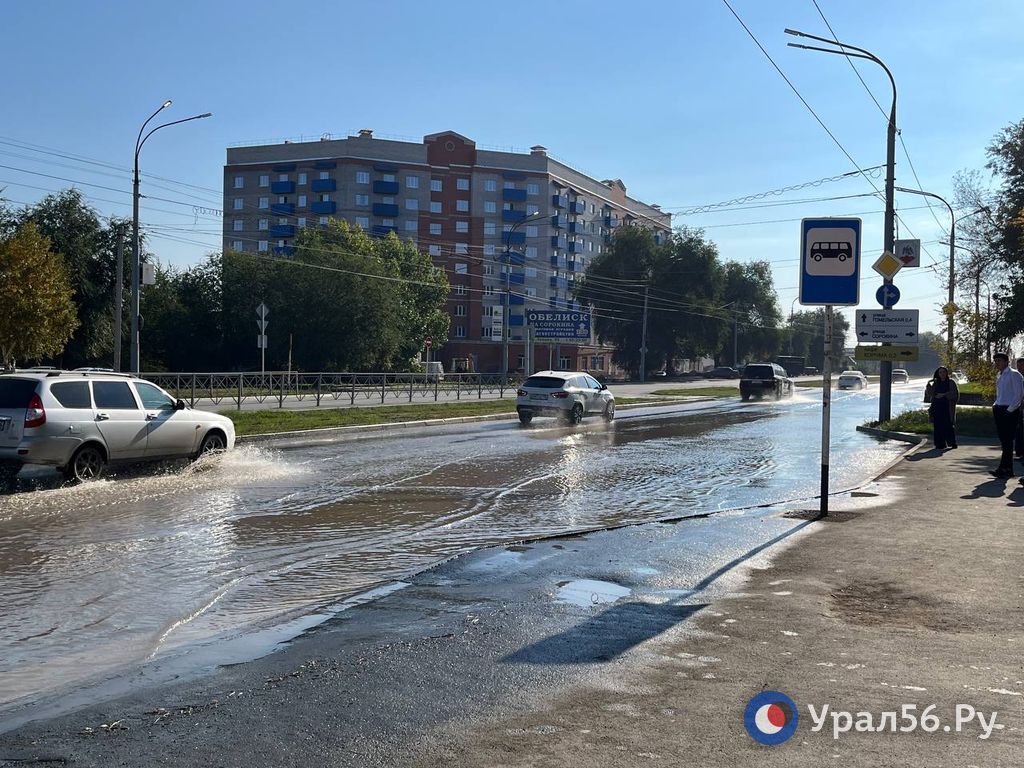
xmin=223 ymin=130 xmax=671 ymax=374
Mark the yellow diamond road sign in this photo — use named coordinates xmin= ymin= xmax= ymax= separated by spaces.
xmin=872 ymin=251 xmax=903 ymax=280
xmin=855 ymin=344 xmax=920 ymax=362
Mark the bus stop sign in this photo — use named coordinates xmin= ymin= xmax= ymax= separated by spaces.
xmin=799 ymin=217 xmax=862 ymax=306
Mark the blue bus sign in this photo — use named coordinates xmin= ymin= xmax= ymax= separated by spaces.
xmin=525 ymin=310 xmax=591 ymax=340
xmin=799 ymin=218 xmax=862 ymax=306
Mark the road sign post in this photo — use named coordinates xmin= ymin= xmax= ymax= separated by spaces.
xmin=821 ymin=306 xmax=833 ymax=518
xmin=256 ymin=302 xmax=269 ymax=376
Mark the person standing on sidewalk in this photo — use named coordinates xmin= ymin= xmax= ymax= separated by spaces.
xmin=1014 ymin=358 xmax=1024 ymax=460
xmin=925 ymin=366 xmax=959 ymax=450
xmin=990 ymin=352 xmax=1024 ymax=478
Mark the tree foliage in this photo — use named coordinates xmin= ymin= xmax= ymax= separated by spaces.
xmin=0 ymin=223 xmax=79 ymax=368
xmin=787 ymin=309 xmax=850 ymax=371
xmin=984 ymin=118 xmax=1024 ymax=341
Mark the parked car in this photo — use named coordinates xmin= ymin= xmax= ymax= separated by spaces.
xmin=424 ymin=361 xmax=445 ymax=382
xmin=515 ymin=371 xmax=615 ymax=425
xmin=891 ymin=369 xmax=910 ymax=383
xmin=802 ymin=366 xmax=818 ymax=375
xmin=952 ymin=370 xmax=968 ymax=384
xmin=0 ymin=370 xmax=235 ymax=484
xmin=705 ymin=366 xmax=741 ymax=379
xmin=837 ymin=370 xmax=869 ymax=390
xmin=739 ymin=363 xmax=794 ymax=401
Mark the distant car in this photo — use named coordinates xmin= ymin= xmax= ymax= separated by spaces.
xmin=650 ymin=370 xmax=667 ymax=378
xmin=0 ymin=370 xmax=235 ymax=484
xmin=802 ymin=366 xmax=818 ymax=375
xmin=515 ymin=371 xmax=615 ymax=425
xmin=740 ymin=363 xmax=794 ymax=401
xmin=952 ymin=370 xmax=968 ymax=384
xmin=837 ymin=370 xmax=868 ymax=390
xmin=891 ymin=369 xmax=909 ymax=383
xmin=705 ymin=366 xmax=741 ymax=379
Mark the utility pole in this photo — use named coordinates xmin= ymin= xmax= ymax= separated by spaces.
xmin=639 ymin=283 xmax=649 ymax=383
xmin=112 ymin=223 xmax=126 ymax=371
xmin=733 ymin=309 xmax=740 ymax=369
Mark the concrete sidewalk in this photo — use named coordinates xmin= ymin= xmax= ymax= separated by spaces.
xmin=411 ymin=441 xmax=1024 ymax=767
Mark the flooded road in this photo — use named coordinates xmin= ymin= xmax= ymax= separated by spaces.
xmin=0 ymin=384 xmax=924 ymax=720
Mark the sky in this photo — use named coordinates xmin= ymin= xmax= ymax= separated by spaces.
xmin=2 ymin=0 xmax=1022 ymax=343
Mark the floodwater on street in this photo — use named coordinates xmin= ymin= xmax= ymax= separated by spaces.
xmin=0 ymin=383 xmax=925 ymax=723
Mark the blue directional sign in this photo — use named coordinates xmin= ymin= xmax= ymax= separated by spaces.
xmin=525 ymin=310 xmax=591 ymax=340
xmin=875 ymin=283 xmax=901 ymax=308
xmin=799 ymin=218 xmax=862 ymax=306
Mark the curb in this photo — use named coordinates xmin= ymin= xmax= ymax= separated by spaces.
xmin=854 ymin=424 xmax=927 ymax=444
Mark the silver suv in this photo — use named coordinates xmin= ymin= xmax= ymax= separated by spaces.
xmin=515 ymin=371 xmax=615 ymax=425
xmin=0 ymin=370 xmax=235 ymax=484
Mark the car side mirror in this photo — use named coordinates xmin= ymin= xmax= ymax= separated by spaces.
xmin=174 ymin=399 xmax=187 ymax=411
xmin=600 ymin=383 xmax=607 ymax=390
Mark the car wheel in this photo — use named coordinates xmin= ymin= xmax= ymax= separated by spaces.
xmin=569 ymin=402 xmax=584 ymax=425
xmin=741 ymin=392 xmax=750 ymax=402
xmin=198 ymin=431 xmax=227 ymax=457
xmin=518 ymin=410 xmax=533 ymax=425
xmin=603 ymin=401 xmax=615 ymax=421
xmin=65 ymin=445 xmax=105 ymax=483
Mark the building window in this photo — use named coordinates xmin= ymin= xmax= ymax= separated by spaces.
xmin=298 ymin=172 xmax=307 ymax=185
xmin=318 ymin=171 xmax=329 ymax=180
xmin=259 ymin=175 xmax=269 ymax=187
xmin=456 ymin=178 xmax=470 ymax=191
xmin=232 ymin=240 xmax=243 ymax=251
xmin=429 ymin=244 xmax=441 ymax=256
xmin=525 ymin=267 xmax=538 ymax=278
xmin=232 ymin=219 xmax=243 ymax=232
xmin=455 ymin=243 xmax=468 ymax=254
xmin=258 ymin=218 xmax=269 ymax=230
xmin=484 ymin=285 xmax=495 ymax=296
xmin=320 ymin=194 xmax=331 ymax=202
xmin=355 ymin=194 xmax=369 ymax=206
xmin=454 ymin=284 xmax=467 ymax=296
xmin=526 ymin=225 xmax=538 ymax=238
xmin=356 ymin=171 xmax=370 ymax=184
xmin=455 ymin=305 xmax=467 ymax=317
xmin=382 ymin=173 xmax=396 ymax=182
xmin=355 ymin=216 xmax=369 ymax=229
xmin=258 ymin=197 xmax=269 ymax=209
xmin=406 ymin=175 xmax=419 ymax=189
xmin=484 ymin=265 xmax=495 ymax=276
xmin=526 ymin=287 xmax=537 ymax=298
xmin=258 ymin=240 xmax=268 ymax=252
xmin=298 ymin=217 xmax=306 ymax=227
xmin=455 ymin=221 xmax=469 ymax=233
xmin=456 ymin=199 xmax=469 ymax=212
xmin=233 ymin=198 xmax=244 ymax=210
xmin=454 ymin=263 xmax=468 ymax=274
xmin=484 ymin=200 xmax=497 ymax=213
xmin=298 ymin=195 xmax=307 ymax=207
xmin=484 ymin=244 xmax=496 ymax=256
xmin=482 ymin=326 xmax=493 ymax=338
xmin=233 ymin=175 xmax=244 ymax=189
xmin=527 ymin=182 xmax=539 ymax=195
xmin=430 ymin=179 xmax=442 ymax=192
xmin=485 ymin=179 xmax=497 ymax=192
xmin=484 ymin=221 xmax=496 ymax=236
xmin=589 ymin=241 xmax=594 ymax=252
xmin=381 ymin=219 xmax=395 ymax=228
xmin=454 ymin=326 xmax=466 ymax=338
xmin=429 ymin=223 xmax=442 ymax=235
xmin=430 ymin=201 xmax=442 ymax=214
xmin=405 ymin=198 xmax=418 ymax=210
xmin=319 ymin=216 xmax=328 ymax=225
xmin=526 ymin=204 xmax=539 ymax=215
xmin=591 ymin=203 xmax=596 ymax=214
xmin=278 ymin=173 xmax=289 ymax=182
xmin=525 ymin=246 xmax=537 ymax=258
xmin=503 ymin=181 xmax=515 ymax=189
xmin=278 ymin=196 xmax=287 ymax=204
xmin=405 ymin=220 xmax=417 ymax=232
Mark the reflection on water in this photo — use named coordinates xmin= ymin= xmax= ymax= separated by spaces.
xmin=0 ymin=386 xmax=921 ymax=718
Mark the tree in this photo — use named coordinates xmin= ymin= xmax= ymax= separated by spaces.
xmin=788 ymin=309 xmax=850 ymax=371
xmin=718 ymin=261 xmax=784 ymax=365
xmin=983 ymin=118 xmax=1024 ymax=340
xmin=0 ymin=223 xmax=79 ymax=368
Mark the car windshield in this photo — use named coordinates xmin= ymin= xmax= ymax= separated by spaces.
xmin=0 ymin=378 xmax=38 ymax=408
xmin=522 ymin=376 xmax=567 ymax=389
xmin=743 ymin=365 xmax=773 ymax=378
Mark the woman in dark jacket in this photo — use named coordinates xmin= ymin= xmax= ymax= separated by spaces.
xmin=925 ymin=366 xmax=959 ymax=450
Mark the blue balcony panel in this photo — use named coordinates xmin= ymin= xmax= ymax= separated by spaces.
xmin=509 ymin=313 xmax=525 ymax=325
xmin=551 ymin=215 xmax=567 ymax=229
xmin=270 ymin=224 xmax=295 ymax=237
xmin=567 ymin=260 xmax=578 ymax=272
xmin=311 ymin=201 xmax=336 ymax=214
xmin=552 ymin=194 xmax=568 ymax=209
xmin=373 ymin=203 xmax=399 ymax=217
xmin=502 ymin=209 xmax=527 ymax=222
xmin=568 ymin=241 xmax=583 ymax=253
xmin=314 ymin=160 xmax=337 ymax=169
xmin=273 ymin=245 xmax=295 ymax=256
xmin=372 ymin=225 xmax=398 ymax=237
xmin=271 ymin=181 xmax=295 ymax=194
xmin=550 ymin=255 xmax=567 ymax=268
xmin=509 ymin=295 xmax=525 ymax=306
xmin=508 ymin=272 xmax=525 ymax=285
xmin=506 ymin=251 xmax=526 ymax=266
xmin=504 ymin=231 xmax=526 ymax=246
xmin=569 ymin=221 xmax=585 ymax=234
xmin=373 ymin=180 xmax=400 ymax=194
xmin=550 ymin=235 xmax=568 ymax=249
xmin=570 ymin=201 xmax=586 ymax=214
xmin=272 ymin=163 xmax=296 ymax=172
xmin=605 ymin=215 xmax=620 ymax=228
xmin=502 ymin=188 xmax=527 ymax=202
xmin=271 ymin=203 xmax=295 ymax=215
xmin=373 ymin=164 xmax=398 ymax=173
xmin=311 ymin=178 xmax=336 ymax=192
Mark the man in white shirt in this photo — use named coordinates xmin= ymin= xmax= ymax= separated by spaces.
xmin=991 ymin=352 xmax=1024 ymax=478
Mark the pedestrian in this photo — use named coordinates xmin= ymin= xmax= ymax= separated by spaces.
xmin=925 ymin=366 xmax=959 ymax=450
xmin=990 ymin=352 xmax=1024 ymax=478
xmin=1015 ymin=357 xmax=1024 ymax=460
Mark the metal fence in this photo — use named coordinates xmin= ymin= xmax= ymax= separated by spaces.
xmin=142 ymin=372 xmax=525 ymax=410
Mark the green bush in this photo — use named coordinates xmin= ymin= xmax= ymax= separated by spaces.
xmin=872 ymin=406 xmax=996 ymax=438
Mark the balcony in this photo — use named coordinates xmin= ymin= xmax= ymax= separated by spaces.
xmin=550 ymin=235 xmax=568 ymax=249
xmin=567 ymin=240 xmax=583 ymax=253
xmin=271 ymin=203 xmax=295 ymax=215
xmin=270 ymin=224 xmax=295 ymax=238
xmin=273 ymin=245 xmax=295 ymax=256
xmin=550 ymin=255 xmax=567 ymax=269
xmin=373 ymin=180 xmax=399 ymax=194
xmin=502 ymin=188 xmax=527 ymax=202
xmin=551 ymin=194 xmax=568 ymax=208
xmin=508 ymin=272 xmax=525 ymax=285
xmin=311 ymin=178 xmax=336 ymax=193
xmin=567 ymin=260 xmax=579 ymax=272
xmin=569 ymin=221 xmax=585 ymax=234
xmin=549 ymin=276 xmax=568 ymax=290
xmin=271 ymin=181 xmax=295 ymax=195
xmin=272 ymin=163 xmax=296 ymax=172
xmin=502 ymin=209 xmax=528 ymax=223
xmin=570 ymin=201 xmax=586 ymax=214
xmin=605 ymin=215 xmax=620 ymax=228
xmin=372 ymin=224 xmax=397 ymax=237
xmin=504 ymin=230 xmax=526 ymax=246
xmin=509 ymin=313 xmax=524 ymax=325
xmin=509 ymin=295 xmax=525 ymax=306
xmin=311 ymin=201 xmax=336 ymax=214
xmin=373 ymin=203 xmax=399 ymax=217
xmin=551 ymin=214 xmax=567 ymax=229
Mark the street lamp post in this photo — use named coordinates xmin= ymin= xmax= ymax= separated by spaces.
xmin=786 ymin=28 xmax=897 ymax=423
xmin=501 ymin=211 xmax=547 ymax=381
xmin=131 ymin=102 xmax=212 ymax=373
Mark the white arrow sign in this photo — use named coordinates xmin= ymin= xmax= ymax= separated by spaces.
xmin=856 ymin=309 xmax=919 ymax=343
xmin=857 ymin=328 xmax=919 ymax=342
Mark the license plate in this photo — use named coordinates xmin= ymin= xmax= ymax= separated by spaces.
xmin=529 ymin=394 xmax=548 ymax=400
xmin=0 ymin=417 xmax=10 ymax=433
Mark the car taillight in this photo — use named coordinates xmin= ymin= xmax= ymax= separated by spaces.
xmin=553 ymin=391 xmax=570 ymax=398
xmin=516 ymin=389 xmax=527 ymax=397
xmin=25 ymin=393 xmax=46 ymax=429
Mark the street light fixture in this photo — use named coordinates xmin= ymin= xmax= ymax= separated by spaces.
xmin=786 ymin=27 xmax=898 ymax=423
xmin=895 ymin=187 xmax=989 ymax=365
xmin=501 ymin=210 xmax=547 ymax=381
xmin=130 ymin=102 xmax=212 ymax=373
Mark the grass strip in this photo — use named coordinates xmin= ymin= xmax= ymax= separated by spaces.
xmin=869 ymin=406 xmax=997 ymax=438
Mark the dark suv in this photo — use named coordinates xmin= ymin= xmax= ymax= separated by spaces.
xmin=740 ymin=363 xmax=794 ymax=401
